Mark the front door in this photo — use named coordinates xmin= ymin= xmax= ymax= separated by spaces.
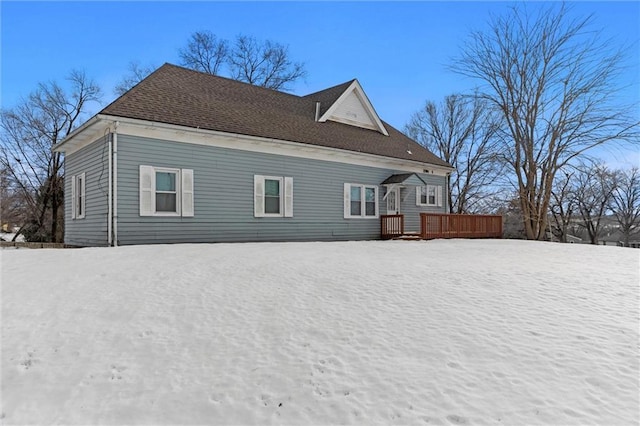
xmin=386 ymin=187 xmax=400 ymax=215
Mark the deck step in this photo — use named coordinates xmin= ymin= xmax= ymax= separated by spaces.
xmin=392 ymin=234 xmax=422 ymax=241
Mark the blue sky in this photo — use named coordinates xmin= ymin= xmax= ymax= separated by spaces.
xmin=2 ymin=1 xmax=639 ymax=165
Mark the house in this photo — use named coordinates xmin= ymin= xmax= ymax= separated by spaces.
xmin=53 ymin=64 xmax=453 ymax=246
xmin=599 ymin=229 xmax=640 ymax=248
xmin=565 ymin=234 xmax=583 ymax=244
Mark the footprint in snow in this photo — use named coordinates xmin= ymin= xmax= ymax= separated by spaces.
xmin=110 ymin=365 xmax=127 ymax=381
xmin=18 ymin=351 xmax=37 ymax=371
xmin=447 ymin=414 xmax=468 ymax=424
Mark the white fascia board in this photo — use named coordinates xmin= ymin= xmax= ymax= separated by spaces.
xmin=53 ymin=115 xmax=114 ymax=154
xmin=94 ymin=115 xmax=451 ymax=175
xmin=57 ymin=114 xmax=454 ymax=175
xmin=318 ymin=80 xmax=389 ymax=136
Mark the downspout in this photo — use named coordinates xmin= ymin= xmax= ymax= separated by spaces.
xmin=107 ymin=130 xmax=113 ymax=246
xmin=113 ymin=121 xmax=119 ymax=246
xmin=445 ymin=172 xmax=449 ymax=213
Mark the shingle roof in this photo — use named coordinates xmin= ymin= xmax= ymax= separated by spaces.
xmin=380 ymin=173 xmax=427 ymax=185
xmin=100 ymin=63 xmax=451 ymax=168
xmin=303 ymin=80 xmax=355 ymax=118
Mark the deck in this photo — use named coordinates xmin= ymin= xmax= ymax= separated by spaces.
xmin=381 ymin=213 xmax=503 ymax=240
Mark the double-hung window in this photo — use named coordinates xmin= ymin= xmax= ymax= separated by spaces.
xmin=155 ymin=170 xmax=178 ymax=213
xmin=139 ymin=165 xmax=194 ymax=217
xmin=71 ymin=172 xmax=86 ymax=219
xmin=254 ymin=175 xmax=293 ymax=217
xmin=416 ymin=185 xmax=443 ymax=207
xmin=344 ymin=183 xmax=378 ymax=218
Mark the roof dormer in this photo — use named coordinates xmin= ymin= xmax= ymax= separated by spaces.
xmin=316 ymin=80 xmax=389 ymax=136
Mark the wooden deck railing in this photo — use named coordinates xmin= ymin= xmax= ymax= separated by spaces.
xmin=381 ymin=214 xmax=404 ymax=239
xmin=420 ymin=213 xmax=503 ymax=240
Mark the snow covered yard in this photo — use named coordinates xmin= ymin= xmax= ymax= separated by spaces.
xmin=1 ymin=239 xmax=638 ymax=425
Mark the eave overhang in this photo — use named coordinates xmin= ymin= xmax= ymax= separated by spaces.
xmin=54 ymin=115 xmax=454 ymax=175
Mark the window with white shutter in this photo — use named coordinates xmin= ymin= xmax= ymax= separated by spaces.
xmin=254 ymin=175 xmax=293 ymax=218
xmin=139 ymin=165 xmax=194 ymax=217
xmin=71 ymin=173 xmax=86 ymax=219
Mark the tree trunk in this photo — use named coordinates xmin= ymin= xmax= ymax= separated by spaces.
xmin=51 ymin=190 xmax=59 ymax=242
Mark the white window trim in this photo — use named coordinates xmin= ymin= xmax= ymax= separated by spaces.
xmin=154 ymin=167 xmax=181 ymax=217
xmin=139 ymin=165 xmax=194 ymax=217
xmin=344 ymin=183 xmax=379 ymax=219
xmin=71 ymin=172 xmax=86 ymax=220
xmin=254 ymin=175 xmax=293 ymax=218
xmin=416 ymin=185 xmax=443 ymax=207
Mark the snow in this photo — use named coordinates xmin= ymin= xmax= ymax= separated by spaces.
xmin=1 ymin=239 xmax=638 ymax=425
xmin=0 ymin=233 xmax=24 ymax=243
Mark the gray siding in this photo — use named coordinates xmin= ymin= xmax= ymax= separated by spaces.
xmin=392 ymin=175 xmax=448 ymax=232
xmin=64 ymin=136 xmax=110 ymax=246
xmin=113 ymin=135 xmax=447 ymax=245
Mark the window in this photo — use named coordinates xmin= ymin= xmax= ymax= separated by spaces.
xmin=416 ymin=185 xmax=443 ymax=207
xmin=344 ymin=183 xmax=378 ymax=218
xmin=139 ymin=165 xmax=194 ymax=217
xmin=71 ymin=172 xmax=86 ymax=219
xmin=155 ymin=170 xmax=177 ymax=213
xmin=265 ymin=178 xmax=281 ymax=214
xmin=254 ymin=175 xmax=293 ymax=217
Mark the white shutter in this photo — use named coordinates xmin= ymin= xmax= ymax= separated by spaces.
xmin=254 ymin=175 xmax=264 ymax=217
xmin=416 ymin=186 xmax=422 ymax=206
xmin=79 ymin=173 xmax=86 ymax=219
xmin=437 ymin=185 xmax=443 ymax=207
xmin=284 ymin=177 xmax=293 ymax=217
xmin=139 ymin=165 xmax=154 ymax=216
xmin=344 ymin=183 xmax=351 ymax=218
xmin=181 ymin=169 xmax=194 ymax=217
xmin=70 ymin=175 xmax=77 ymax=219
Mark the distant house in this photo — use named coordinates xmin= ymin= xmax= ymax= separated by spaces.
xmin=599 ymin=229 xmax=640 ymax=248
xmin=565 ymin=234 xmax=583 ymax=244
xmin=54 ymin=64 xmax=453 ymax=246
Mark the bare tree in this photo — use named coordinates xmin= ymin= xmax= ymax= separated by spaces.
xmin=405 ymin=94 xmax=502 ymax=213
xmin=549 ymin=169 xmax=577 ymax=243
xmin=138 ymin=32 xmax=307 ymax=92
xmin=178 ymin=31 xmax=228 ymax=75
xmin=573 ymin=163 xmax=617 ymax=245
xmin=0 ymin=167 xmax=30 ymax=238
xmin=451 ymin=4 xmax=638 ymax=240
xmin=0 ymin=70 xmax=101 ymax=242
xmin=114 ymin=61 xmax=157 ymax=96
xmin=610 ymin=167 xmax=640 ymax=246
xmin=495 ymin=194 xmax=527 ymax=239
xmin=228 ymin=35 xmax=307 ymax=91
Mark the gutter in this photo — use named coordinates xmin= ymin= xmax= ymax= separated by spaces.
xmin=113 ymin=121 xmax=119 ymax=247
xmin=53 ymin=115 xmax=101 ymax=152
xmin=108 ymin=131 xmax=112 ymax=246
xmin=99 ymin=114 xmax=455 ymax=174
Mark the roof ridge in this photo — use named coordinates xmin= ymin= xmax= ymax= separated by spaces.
xmin=98 ymin=63 xmax=174 ymax=115
xmin=303 ymin=79 xmax=356 ymax=99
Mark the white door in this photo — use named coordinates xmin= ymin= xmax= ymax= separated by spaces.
xmin=386 ymin=187 xmax=400 ymax=214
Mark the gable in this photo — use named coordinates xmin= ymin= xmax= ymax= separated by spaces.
xmin=318 ymin=80 xmax=389 ymax=136
xmin=328 ymin=90 xmax=378 ymax=130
